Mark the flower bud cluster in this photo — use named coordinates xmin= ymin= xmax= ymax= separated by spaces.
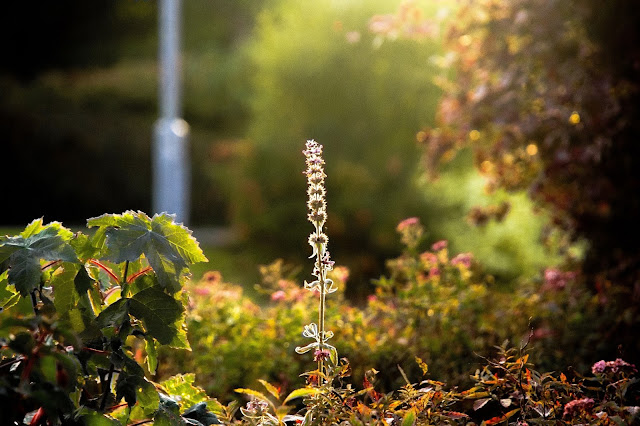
xmin=304 ymin=140 xmax=329 ymax=254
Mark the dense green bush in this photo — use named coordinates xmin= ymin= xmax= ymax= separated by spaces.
xmin=160 ymin=216 xmax=617 ymax=405
xmin=0 ymin=213 xmax=224 ymax=425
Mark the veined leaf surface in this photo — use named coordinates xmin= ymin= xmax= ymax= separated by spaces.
xmin=87 ymin=211 xmax=207 ymax=291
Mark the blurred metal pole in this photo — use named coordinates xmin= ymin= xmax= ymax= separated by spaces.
xmin=153 ymin=0 xmax=190 ymax=224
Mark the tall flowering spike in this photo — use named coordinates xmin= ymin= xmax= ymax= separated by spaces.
xmin=297 ymin=139 xmax=337 ymax=384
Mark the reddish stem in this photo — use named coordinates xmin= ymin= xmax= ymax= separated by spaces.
xmin=88 ymin=260 xmax=120 ymax=283
xmin=82 ymin=347 xmax=110 ymax=355
xmin=127 ymin=267 xmax=153 ymax=284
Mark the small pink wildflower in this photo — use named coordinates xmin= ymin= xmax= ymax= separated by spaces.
xmin=367 ymin=294 xmax=378 ymax=303
xmin=591 ymin=358 xmax=637 ymax=375
xmin=397 ymin=217 xmax=420 ymax=232
xmin=313 ymin=349 xmax=331 ymax=362
xmin=429 ymin=267 xmax=440 ymax=278
xmin=451 ymin=252 xmax=473 ymax=268
xmin=420 ymin=251 xmax=438 ymax=265
xmin=431 ymin=240 xmax=447 ymax=251
xmin=563 ymin=398 xmax=594 ymax=418
xmin=542 ymin=268 xmax=577 ymax=291
xmin=193 ymin=287 xmax=211 ymax=296
xmin=271 ymin=290 xmax=287 ymax=302
xmin=591 ymin=360 xmax=607 ymax=374
xmin=396 ymin=217 xmax=424 ymax=249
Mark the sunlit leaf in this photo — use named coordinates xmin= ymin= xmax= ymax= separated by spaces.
xmin=52 ymin=263 xmax=80 ymax=316
xmin=282 ymin=387 xmax=320 ymax=405
xmin=473 ymin=397 xmax=491 ymax=411
xmin=0 ymin=220 xmax=77 ymax=296
xmin=402 ymin=407 xmax=416 ymax=426
xmin=146 ymin=336 xmax=159 ymax=374
xmin=160 ymin=374 xmax=209 ymax=410
xmin=87 ymin=211 xmax=208 ymax=292
xmin=258 ymin=379 xmax=280 ymax=400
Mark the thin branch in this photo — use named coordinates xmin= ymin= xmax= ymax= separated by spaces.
xmin=30 ymin=290 xmax=39 ymax=315
xmin=100 ymin=363 xmax=115 ymax=412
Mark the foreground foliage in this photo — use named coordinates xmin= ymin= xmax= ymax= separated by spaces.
xmin=0 ymin=212 xmax=222 ymax=425
xmin=230 ymin=344 xmax=639 ymax=425
xmin=1 ymin=213 xmax=638 ymax=425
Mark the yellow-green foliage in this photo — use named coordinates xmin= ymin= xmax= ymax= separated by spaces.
xmin=159 ymin=222 xmax=588 ymax=403
xmin=226 ymin=0 xmax=444 ymax=268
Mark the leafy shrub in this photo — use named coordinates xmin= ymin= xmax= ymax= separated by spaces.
xmin=228 ymin=344 xmax=640 ymax=425
xmin=161 ymin=216 xmax=601 ymax=402
xmin=0 ymin=212 xmax=223 ymax=425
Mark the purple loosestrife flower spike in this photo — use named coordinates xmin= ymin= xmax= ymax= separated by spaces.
xmin=296 ymin=140 xmax=337 ymax=384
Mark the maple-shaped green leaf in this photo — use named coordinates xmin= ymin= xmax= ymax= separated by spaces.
xmin=129 ymin=287 xmax=189 ymax=349
xmin=51 ymin=263 xmax=81 ymax=317
xmin=160 ymin=374 xmax=209 ymax=411
xmin=87 ymin=211 xmax=208 ymax=292
xmin=0 ymin=219 xmax=78 ymax=296
xmin=96 ymin=287 xmax=190 ymax=349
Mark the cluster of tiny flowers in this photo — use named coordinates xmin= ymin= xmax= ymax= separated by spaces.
xmin=451 ymin=252 xmax=473 ymax=268
xmin=396 ymin=217 xmax=423 ymax=249
xmin=304 ymin=140 xmax=327 ymax=229
xmin=542 ymin=268 xmax=577 ymax=291
xmin=563 ymin=398 xmax=595 ymax=418
xmin=240 ymin=398 xmax=271 ymax=421
xmin=591 ymin=358 xmax=638 ymax=375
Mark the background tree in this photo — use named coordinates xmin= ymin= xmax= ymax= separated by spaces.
xmin=416 ymin=0 xmax=640 ymax=363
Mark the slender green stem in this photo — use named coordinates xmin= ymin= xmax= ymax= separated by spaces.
xmin=317 ymin=243 xmax=326 ymax=383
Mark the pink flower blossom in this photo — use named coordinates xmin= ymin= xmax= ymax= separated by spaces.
xmin=271 ymin=290 xmax=287 ymax=302
xmin=542 ymin=268 xmax=577 ymax=291
xmin=420 ymin=251 xmax=438 ymax=265
xmin=429 ymin=267 xmax=440 ymax=278
xmin=431 ymin=240 xmax=448 ymax=251
xmin=396 ymin=217 xmax=420 ymax=232
xmin=591 ymin=358 xmax=637 ymax=375
xmin=563 ymin=398 xmax=594 ymax=418
xmin=193 ymin=287 xmax=211 ymax=296
xmin=451 ymin=252 xmax=473 ymax=268
xmin=591 ymin=360 xmax=607 ymax=374
xmin=313 ymin=349 xmax=331 ymax=362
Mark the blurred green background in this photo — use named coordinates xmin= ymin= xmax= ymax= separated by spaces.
xmin=0 ymin=0 xmax=558 ymax=299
